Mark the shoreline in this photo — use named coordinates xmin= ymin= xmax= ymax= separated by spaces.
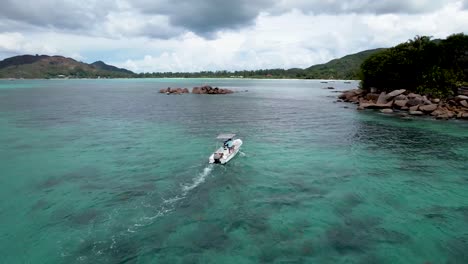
xmin=0 ymin=77 xmax=360 ymax=81
xmin=338 ymin=89 xmax=468 ymax=120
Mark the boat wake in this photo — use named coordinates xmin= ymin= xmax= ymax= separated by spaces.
xmin=67 ymin=164 xmax=217 ymax=260
xmin=182 ymin=165 xmax=213 ymax=192
xmin=133 ymin=164 xmax=215 ymax=226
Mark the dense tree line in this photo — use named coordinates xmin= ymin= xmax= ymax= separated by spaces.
xmin=135 ymin=68 xmax=306 ymax=79
xmin=134 ymin=50 xmax=382 ymax=80
xmin=361 ymin=34 xmax=468 ymax=97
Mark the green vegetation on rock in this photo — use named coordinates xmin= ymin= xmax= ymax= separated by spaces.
xmin=361 ymin=34 xmax=468 ymax=97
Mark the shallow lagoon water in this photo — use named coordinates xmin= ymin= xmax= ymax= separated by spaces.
xmin=0 ymin=79 xmax=467 ymax=263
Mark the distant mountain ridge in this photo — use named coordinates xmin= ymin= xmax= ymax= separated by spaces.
xmin=0 ymin=48 xmax=385 ymax=79
xmin=91 ymin=60 xmax=134 ymax=75
xmin=303 ymin=48 xmax=387 ymax=79
xmin=0 ymin=55 xmax=135 ymax=78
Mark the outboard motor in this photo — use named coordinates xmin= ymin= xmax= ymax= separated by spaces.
xmin=213 ymin=153 xmax=223 ymax=164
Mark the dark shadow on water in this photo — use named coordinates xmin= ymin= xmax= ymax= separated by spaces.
xmin=51 ymin=207 xmax=103 ymax=228
xmin=372 ymin=228 xmax=410 ymax=244
xmin=357 ymin=254 xmax=385 ymax=264
xmin=353 ymin=116 xmax=468 ymax=165
xmin=186 ymin=223 xmax=230 ymax=252
xmin=327 ymin=191 xmax=411 ymax=257
xmin=30 ymin=199 xmax=49 ymax=212
xmin=36 ymin=167 xmax=100 ymax=191
xmin=288 ymin=179 xmax=329 ymax=198
xmin=69 ymin=209 xmax=101 ymax=225
xmin=334 ymin=193 xmax=364 ymax=216
xmin=444 ymin=234 xmax=468 ymax=264
xmin=420 ymin=205 xmax=468 ymax=225
xmin=68 ymin=237 xmax=139 ymax=264
xmin=105 ymin=182 xmax=157 ymax=205
xmin=37 ymin=177 xmax=63 ymax=189
xmin=325 ymin=218 xmax=378 ymax=254
xmin=225 ymin=209 xmax=270 ymax=235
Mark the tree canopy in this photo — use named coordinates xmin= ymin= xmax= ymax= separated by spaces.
xmin=360 ymin=34 xmax=468 ymax=97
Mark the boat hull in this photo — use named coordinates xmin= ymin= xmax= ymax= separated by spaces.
xmin=209 ymin=139 xmax=243 ymax=164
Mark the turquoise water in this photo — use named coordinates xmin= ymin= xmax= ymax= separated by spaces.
xmin=0 ymin=79 xmax=467 ymax=263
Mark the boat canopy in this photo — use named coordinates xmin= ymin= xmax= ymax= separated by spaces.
xmin=216 ymin=133 xmax=236 ymax=140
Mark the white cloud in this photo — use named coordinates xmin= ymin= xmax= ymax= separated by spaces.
xmin=1 ymin=1 xmax=468 ymax=72
xmin=271 ymin=0 xmax=459 ymax=15
xmin=0 ymin=32 xmax=57 ymax=55
xmin=116 ymin=1 xmax=468 ymax=72
xmin=99 ymin=11 xmax=184 ymax=39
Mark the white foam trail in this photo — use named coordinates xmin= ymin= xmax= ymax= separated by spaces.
xmin=239 ymin=151 xmax=247 ymax=157
xmin=182 ymin=165 xmax=214 ymax=192
xmin=162 ymin=195 xmax=184 ymax=204
xmin=80 ymin=164 xmax=217 ymax=259
xmin=124 ymin=164 xmax=215 ymax=234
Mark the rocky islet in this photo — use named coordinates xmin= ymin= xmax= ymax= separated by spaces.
xmin=339 ymin=89 xmax=468 ymax=120
xmin=159 ymin=85 xmax=234 ymax=95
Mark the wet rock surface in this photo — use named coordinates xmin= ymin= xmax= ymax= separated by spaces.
xmin=159 ymin=85 xmax=234 ymax=95
xmin=192 ymin=85 xmax=234 ymax=94
xmin=338 ymin=88 xmax=468 ymax=120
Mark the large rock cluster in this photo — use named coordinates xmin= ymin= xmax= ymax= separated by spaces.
xmin=159 ymin=87 xmax=189 ymax=94
xmin=339 ymin=89 xmax=468 ymax=120
xmin=192 ymin=85 xmax=233 ymax=94
xmin=158 ymin=85 xmax=234 ymax=95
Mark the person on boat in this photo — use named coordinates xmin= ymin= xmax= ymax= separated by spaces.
xmin=226 ymin=139 xmax=234 ymax=153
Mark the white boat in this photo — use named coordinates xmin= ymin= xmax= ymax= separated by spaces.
xmin=209 ymin=133 xmax=243 ymax=164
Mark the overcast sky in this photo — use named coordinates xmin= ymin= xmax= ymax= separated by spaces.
xmin=1 ymin=0 xmax=467 ymax=73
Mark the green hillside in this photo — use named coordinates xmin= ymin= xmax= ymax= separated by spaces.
xmin=0 ymin=55 xmax=135 ymax=79
xmin=303 ymin=48 xmax=386 ymax=79
xmin=91 ymin=61 xmax=134 ymax=75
